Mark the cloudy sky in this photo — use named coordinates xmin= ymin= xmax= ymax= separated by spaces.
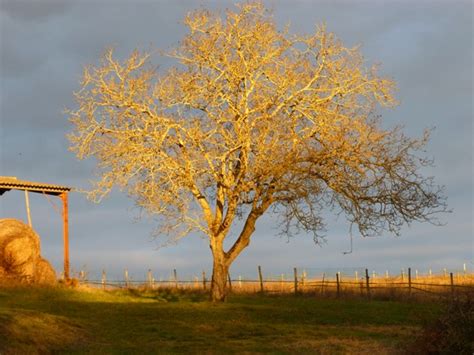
xmin=0 ymin=0 xmax=472 ymax=281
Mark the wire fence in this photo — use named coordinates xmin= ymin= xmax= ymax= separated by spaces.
xmin=75 ymin=265 xmax=474 ymax=299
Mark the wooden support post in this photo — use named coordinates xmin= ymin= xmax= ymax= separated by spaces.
xmin=202 ymin=271 xmax=206 ymax=290
xmin=61 ymin=192 xmax=70 ymax=280
xmin=294 ymin=267 xmax=298 ymax=295
xmin=336 ymin=272 xmax=340 ymax=298
xmin=258 ymin=265 xmax=264 ymax=293
xmin=365 ymin=268 xmax=371 ymax=299
xmin=24 ymin=190 xmax=32 ymax=227
xmin=408 ymin=267 xmax=412 ymax=296
xmin=174 ymin=269 xmax=178 ymax=288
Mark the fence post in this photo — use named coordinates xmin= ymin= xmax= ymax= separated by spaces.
xmin=321 ymin=273 xmax=325 ymax=295
xmin=408 ymin=267 xmax=412 ymax=296
xmin=173 ymin=269 xmax=178 ymax=288
xmin=301 ymin=269 xmax=306 ymax=292
xmin=147 ymin=269 xmax=152 ymax=288
xmin=293 ymin=267 xmax=298 ymax=295
xmin=336 ymin=272 xmax=340 ymax=298
xmin=450 ymin=272 xmax=454 ymax=296
xmin=365 ymin=268 xmax=371 ymax=300
xmin=101 ymin=269 xmax=106 ymax=290
xmin=258 ymin=265 xmax=264 ymax=293
xmin=124 ymin=269 xmax=129 ymax=288
xmin=202 ymin=271 xmax=206 ymax=290
xmin=227 ymin=273 xmax=232 ymax=292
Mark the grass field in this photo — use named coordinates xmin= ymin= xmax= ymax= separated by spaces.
xmin=0 ymin=285 xmax=447 ymax=354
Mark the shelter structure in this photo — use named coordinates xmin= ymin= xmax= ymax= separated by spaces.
xmin=0 ymin=176 xmax=72 ymax=279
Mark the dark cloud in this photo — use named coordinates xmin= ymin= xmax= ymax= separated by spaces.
xmin=0 ymin=0 xmax=72 ymax=22
xmin=0 ymin=0 xmax=472 ymax=277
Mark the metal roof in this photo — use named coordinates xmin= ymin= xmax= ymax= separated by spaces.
xmin=0 ymin=176 xmax=71 ymax=196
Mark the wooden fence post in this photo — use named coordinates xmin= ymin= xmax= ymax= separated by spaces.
xmin=336 ymin=272 xmax=340 ymax=298
xmin=124 ymin=269 xmax=129 ymax=288
xmin=173 ymin=269 xmax=178 ymax=288
xmin=365 ymin=268 xmax=370 ymax=299
xmin=450 ymin=272 xmax=454 ymax=296
xmin=408 ymin=267 xmax=412 ymax=296
xmin=293 ymin=267 xmax=298 ymax=295
xmin=202 ymin=271 xmax=206 ymax=290
xmin=147 ymin=269 xmax=153 ymax=288
xmin=321 ymin=273 xmax=325 ymax=295
xmin=101 ymin=269 xmax=106 ymax=290
xmin=302 ymin=269 xmax=306 ymax=289
xmin=258 ymin=265 xmax=264 ymax=293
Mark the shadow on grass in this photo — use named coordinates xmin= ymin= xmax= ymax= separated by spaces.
xmin=0 ymin=285 xmax=442 ymax=354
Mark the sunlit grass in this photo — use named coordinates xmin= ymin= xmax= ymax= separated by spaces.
xmin=0 ymin=285 xmax=442 ymax=354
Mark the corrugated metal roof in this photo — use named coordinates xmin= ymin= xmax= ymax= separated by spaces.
xmin=0 ymin=176 xmax=71 ymax=196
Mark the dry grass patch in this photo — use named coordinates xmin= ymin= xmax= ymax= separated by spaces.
xmin=0 ymin=308 xmax=88 ymax=354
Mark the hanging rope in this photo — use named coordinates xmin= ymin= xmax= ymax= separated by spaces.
xmin=42 ymin=191 xmax=62 ymax=215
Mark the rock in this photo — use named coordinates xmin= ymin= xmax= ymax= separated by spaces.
xmin=0 ymin=219 xmax=56 ymax=285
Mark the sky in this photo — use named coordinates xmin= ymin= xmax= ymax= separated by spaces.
xmin=0 ymin=0 xmax=472 ymax=281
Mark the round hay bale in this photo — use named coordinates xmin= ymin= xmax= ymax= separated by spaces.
xmin=34 ymin=258 xmax=56 ymax=285
xmin=0 ymin=219 xmax=56 ymax=285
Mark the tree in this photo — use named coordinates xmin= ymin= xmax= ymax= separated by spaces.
xmin=68 ymin=2 xmax=447 ymax=301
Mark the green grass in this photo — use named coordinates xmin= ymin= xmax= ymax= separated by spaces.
xmin=0 ymin=285 xmax=441 ymax=354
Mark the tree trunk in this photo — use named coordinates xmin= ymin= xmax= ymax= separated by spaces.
xmin=210 ymin=251 xmax=229 ymax=302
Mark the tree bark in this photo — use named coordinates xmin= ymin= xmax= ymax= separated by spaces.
xmin=210 ymin=249 xmax=229 ymax=302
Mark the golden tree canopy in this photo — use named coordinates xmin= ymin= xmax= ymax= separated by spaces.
xmin=69 ymin=2 xmax=446 ymax=260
